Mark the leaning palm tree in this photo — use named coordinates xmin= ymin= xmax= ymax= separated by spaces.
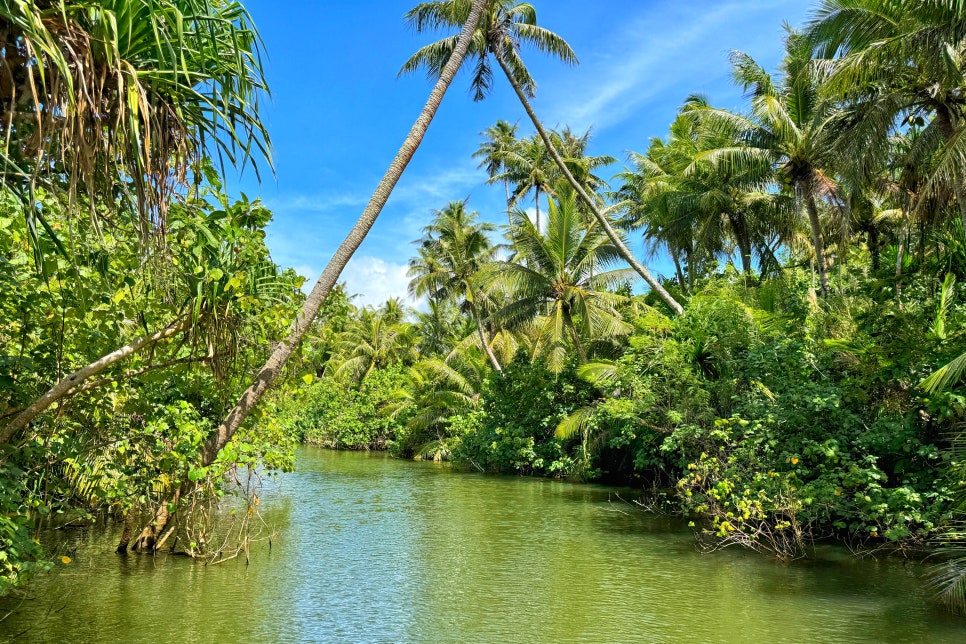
xmin=198 ymin=0 xmax=489 ymax=469
xmin=408 ymin=200 xmax=503 ymax=372
xmin=694 ymin=32 xmax=841 ymax=296
xmin=487 ymin=189 xmax=632 ymax=372
xmin=400 ymin=0 xmax=683 ymax=314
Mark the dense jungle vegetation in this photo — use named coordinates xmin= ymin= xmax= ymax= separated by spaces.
xmin=3 ymin=0 xmax=966 ymax=614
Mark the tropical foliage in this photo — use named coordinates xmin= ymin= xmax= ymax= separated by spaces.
xmin=4 ymin=0 xmax=966 ymax=620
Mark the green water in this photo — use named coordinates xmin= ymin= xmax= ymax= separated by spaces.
xmin=2 ymin=447 xmax=965 ymax=643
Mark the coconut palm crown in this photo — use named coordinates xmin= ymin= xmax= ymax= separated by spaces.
xmin=400 ymin=0 xmax=577 ymax=101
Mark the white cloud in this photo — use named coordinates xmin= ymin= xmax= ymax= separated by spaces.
xmin=339 ymin=256 xmax=414 ymax=308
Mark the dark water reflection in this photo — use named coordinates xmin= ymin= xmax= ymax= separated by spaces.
xmin=2 ymin=447 xmax=965 ymax=642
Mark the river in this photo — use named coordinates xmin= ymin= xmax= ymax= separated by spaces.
xmin=1 ymin=447 xmax=964 ymax=642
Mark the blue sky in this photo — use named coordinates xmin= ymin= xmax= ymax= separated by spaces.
xmin=232 ymin=0 xmax=813 ymax=307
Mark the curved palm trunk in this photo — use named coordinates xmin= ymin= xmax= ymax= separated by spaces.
xmin=198 ymin=0 xmax=488 ymax=468
xmin=468 ymin=301 xmax=502 ymax=373
xmin=802 ymin=184 xmax=830 ymax=297
xmin=0 ymin=318 xmax=189 ymax=444
xmin=493 ymin=53 xmax=684 ymax=316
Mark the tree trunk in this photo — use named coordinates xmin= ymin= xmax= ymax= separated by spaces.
xmin=729 ymin=212 xmax=753 ymax=279
xmin=504 ymin=177 xmax=512 ymax=227
xmin=0 ymin=318 xmax=189 ymax=444
xmin=199 ymin=0 xmax=489 ymax=468
xmin=493 ymin=52 xmax=684 ymax=316
xmin=802 ymin=184 xmax=830 ymax=297
xmin=672 ymin=251 xmax=687 ymax=294
xmin=130 ymin=486 xmax=181 ymax=552
xmin=534 ymin=185 xmax=541 ymax=234
xmin=115 ymin=511 xmax=137 ymax=553
xmin=469 ymin=301 xmax=502 ymax=373
xmin=564 ymin=309 xmax=588 ymax=363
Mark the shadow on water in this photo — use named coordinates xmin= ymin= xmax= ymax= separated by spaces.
xmin=2 ymin=446 xmax=965 ymax=643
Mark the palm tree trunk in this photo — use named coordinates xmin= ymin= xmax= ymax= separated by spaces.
xmin=534 ymin=185 xmax=541 ymax=234
xmin=504 ymin=177 xmax=512 ymax=227
xmin=869 ymin=225 xmax=880 ymax=272
xmin=493 ymin=52 xmax=684 ymax=316
xmin=0 ymin=317 xmax=189 ymax=444
xmin=503 ymin=177 xmax=511 ymax=208
xmin=671 ymin=251 xmax=687 ymax=294
xmin=564 ymin=311 xmax=588 ymax=363
xmin=198 ymin=0 xmax=489 ymax=467
xmin=729 ymin=212 xmax=753 ymax=279
xmin=469 ymin=301 xmax=502 ymax=373
xmin=803 ymin=184 xmax=830 ymax=298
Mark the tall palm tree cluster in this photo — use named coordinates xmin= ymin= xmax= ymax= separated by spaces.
xmin=622 ymin=8 xmax=966 ymax=301
xmin=314 ymin=183 xmax=633 ymax=456
xmin=317 ymin=0 xmax=966 ymax=417
xmin=297 ymin=0 xmax=966 ymax=603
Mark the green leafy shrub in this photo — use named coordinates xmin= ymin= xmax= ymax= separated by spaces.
xmin=452 ymin=354 xmax=594 ymax=477
xmin=276 ymin=366 xmax=407 ymax=450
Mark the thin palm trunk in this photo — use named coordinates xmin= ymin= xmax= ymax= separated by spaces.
xmin=803 ymin=183 xmax=830 ymax=297
xmin=504 ymin=177 xmax=511 ymax=209
xmin=493 ymin=52 xmax=684 ymax=315
xmin=504 ymin=177 xmax=512 ymax=227
xmin=730 ymin=212 xmax=753 ymax=279
xmin=199 ymin=0 xmax=488 ymax=467
xmin=469 ymin=301 xmax=502 ymax=373
xmin=0 ymin=318 xmax=189 ymax=444
xmin=563 ymin=308 xmax=587 ymax=363
xmin=671 ymin=252 xmax=687 ymax=294
xmin=534 ymin=185 xmax=541 ymax=234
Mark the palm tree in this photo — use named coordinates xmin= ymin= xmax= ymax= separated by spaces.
xmin=412 ymin=298 xmax=472 ymax=358
xmin=0 ymin=0 xmax=271 ymax=256
xmin=382 ymin=350 xmax=487 ymax=459
xmin=400 ymin=0 xmax=684 ymax=314
xmin=408 ymin=200 xmax=503 ymax=372
xmin=473 ymin=119 xmax=520 ymax=213
xmin=487 ymin=189 xmax=632 ymax=372
xmin=619 ymin=100 xmax=791 ymax=285
xmin=329 ymin=305 xmax=417 ymax=386
xmin=501 ymin=133 xmax=552 ymax=233
xmin=551 ymin=126 xmax=617 ymax=199
xmin=694 ymin=32 xmax=841 ymax=296
xmin=806 ymin=0 xmax=966 ymax=239
xmin=200 ymin=0 xmax=489 ymax=469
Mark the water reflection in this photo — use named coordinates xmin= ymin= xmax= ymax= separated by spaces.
xmin=1 ymin=448 xmax=964 ymax=643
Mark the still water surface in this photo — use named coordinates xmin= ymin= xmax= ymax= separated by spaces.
xmin=2 ymin=447 xmax=966 ymax=642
